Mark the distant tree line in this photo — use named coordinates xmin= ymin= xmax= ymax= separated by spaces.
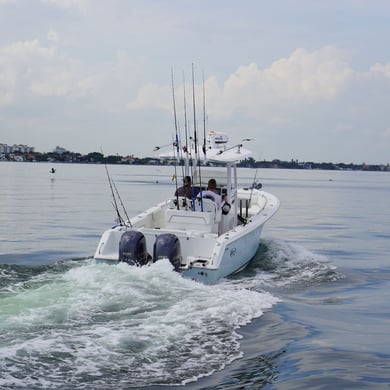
xmin=2 ymin=150 xmax=389 ymax=172
xmin=238 ymin=157 xmax=389 ymax=171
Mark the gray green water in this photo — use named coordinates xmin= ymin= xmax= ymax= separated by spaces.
xmin=1 ymin=163 xmax=389 ymax=389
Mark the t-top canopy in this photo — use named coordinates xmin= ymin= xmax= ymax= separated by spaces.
xmin=157 ymin=130 xmax=252 ymax=164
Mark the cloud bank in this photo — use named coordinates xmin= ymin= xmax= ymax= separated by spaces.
xmin=1 ymin=0 xmax=389 ymax=164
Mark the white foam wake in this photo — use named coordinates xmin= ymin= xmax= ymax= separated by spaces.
xmin=0 ymin=259 xmax=279 ymax=388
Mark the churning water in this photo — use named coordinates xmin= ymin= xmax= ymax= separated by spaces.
xmin=1 ymin=163 xmax=389 ymax=389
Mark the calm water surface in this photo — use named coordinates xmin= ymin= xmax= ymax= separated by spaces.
xmin=0 ymin=162 xmax=389 ymax=389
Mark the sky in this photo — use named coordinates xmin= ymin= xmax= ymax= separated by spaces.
xmin=1 ymin=0 xmax=390 ymax=164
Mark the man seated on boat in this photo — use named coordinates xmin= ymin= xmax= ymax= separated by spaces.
xmin=198 ymin=179 xmax=231 ymax=215
xmin=175 ymin=176 xmax=199 ymax=199
xmin=198 ymin=178 xmax=222 ymax=208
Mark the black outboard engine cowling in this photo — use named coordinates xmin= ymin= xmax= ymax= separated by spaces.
xmin=153 ymin=233 xmax=182 ymax=271
xmin=119 ymin=230 xmax=150 ymax=266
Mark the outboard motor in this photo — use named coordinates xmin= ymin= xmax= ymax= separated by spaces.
xmin=119 ymin=230 xmax=150 ymax=266
xmin=153 ymin=233 xmax=182 ymax=271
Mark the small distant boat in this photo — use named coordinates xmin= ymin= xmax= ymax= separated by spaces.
xmin=50 ymin=168 xmax=56 ymax=174
xmin=94 ymin=130 xmax=280 ymax=284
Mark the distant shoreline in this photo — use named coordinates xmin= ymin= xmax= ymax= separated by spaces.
xmin=1 ymin=156 xmax=389 ymax=172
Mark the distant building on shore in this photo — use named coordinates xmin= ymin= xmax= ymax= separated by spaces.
xmin=0 ymin=143 xmax=35 ymax=154
xmin=53 ymin=145 xmax=68 ymax=154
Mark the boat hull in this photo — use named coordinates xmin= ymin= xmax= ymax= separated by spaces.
xmin=181 ymin=224 xmax=264 ymax=284
xmin=94 ymin=224 xmax=263 ymax=285
xmin=93 ymin=192 xmax=275 ymax=284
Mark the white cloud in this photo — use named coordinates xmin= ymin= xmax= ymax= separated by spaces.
xmin=0 ymin=40 xmax=52 ymax=105
xmin=0 ymin=91 xmax=13 ymax=105
xmin=212 ymin=46 xmax=354 ymax=118
xmin=39 ymin=0 xmax=88 ymax=12
xmin=0 ymin=38 xmax=102 ymax=101
xmin=47 ymin=29 xmax=60 ymax=45
xmin=0 ymin=39 xmax=148 ymax=132
xmin=29 ymin=70 xmax=97 ymax=97
xmin=128 ymin=46 xmax=354 ymax=121
xmin=266 ymin=47 xmax=353 ymax=100
xmin=370 ymin=63 xmax=390 ymax=78
xmin=127 ymin=83 xmax=171 ymax=112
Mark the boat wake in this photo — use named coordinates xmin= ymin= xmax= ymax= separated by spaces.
xmin=0 ymin=259 xmax=276 ymax=389
xmin=0 ymin=241 xmax=340 ymax=388
xmin=227 ymin=238 xmax=342 ymax=292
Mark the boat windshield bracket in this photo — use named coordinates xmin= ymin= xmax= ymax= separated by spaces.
xmin=217 ymin=143 xmax=243 ymax=155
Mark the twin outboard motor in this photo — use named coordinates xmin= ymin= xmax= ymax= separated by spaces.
xmin=119 ymin=231 xmax=182 ymax=271
xmin=119 ymin=230 xmax=150 ymax=266
xmin=153 ymin=233 xmax=182 ymax=272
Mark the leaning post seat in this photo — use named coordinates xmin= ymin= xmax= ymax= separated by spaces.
xmin=165 ymin=198 xmax=220 ymax=233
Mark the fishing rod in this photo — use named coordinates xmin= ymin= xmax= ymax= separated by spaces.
xmin=192 ymin=63 xmax=203 ymax=210
xmin=171 ymin=68 xmax=180 ymax=209
xmin=191 ymin=64 xmax=198 ymax=163
xmin=202 ymin=70 xmax=207 ymax=159
xmin=182 ymin=71 xmax=190 ymax=177
xmin=111 ymin=178 xmax=132 ymax=227
xmin=249 ymin=153 xmax=262 ymax=205
xmin=177 ymin=122 xmax=186 ymax=179
xmin=103 ymin=158 xmax=124 ymax=226
xmin=183 ymin=71 xmax=197 ymax=208
xmin=171 ymin=67 xmax=180 ymax=159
